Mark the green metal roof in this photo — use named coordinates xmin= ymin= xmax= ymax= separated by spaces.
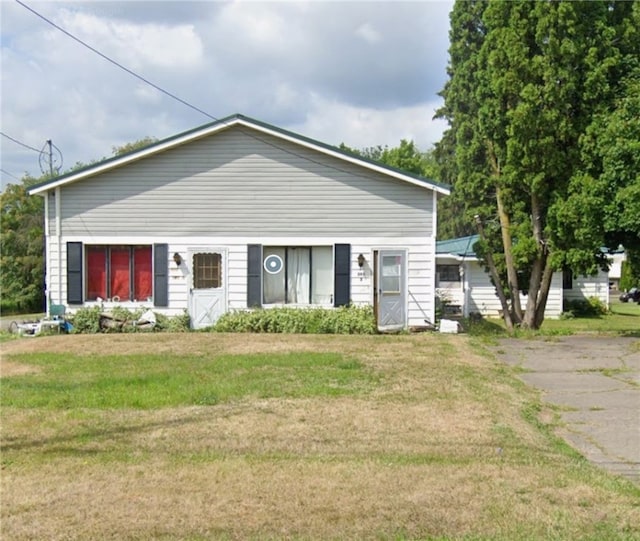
xmin=436 ymin=235 xmax=479 ymax=257
xmin=29 ymin=113 xmax=451 ymax=195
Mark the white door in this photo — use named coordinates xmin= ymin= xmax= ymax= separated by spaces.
xmin=376 ymin=250 xmax=407 ymax=331
xmin=189 ymin=250 xmax=226 ymax=329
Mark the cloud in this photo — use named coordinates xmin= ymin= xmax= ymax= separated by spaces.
xmin=55 ymin=9 xmax=204 ymax=70
xmin=355 ymin=22 xmax=381 ymax=45
xmin=1 ymin=0 xmax=453 ymax=185
xmin=293 ymin=94 xmax=448 ymax=151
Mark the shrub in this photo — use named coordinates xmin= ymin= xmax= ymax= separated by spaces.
xmin=154 ymin=311 xmax=191 ymax=332
xmin=69 ymin=306 xmax=102 ymax=333
xmin=563 ymin=297 xmax=609 ymax=318
xmin=211 ymin=305 xmax=377 ymax=334
xmin=69 ymin=306 xmax=190 ymax=334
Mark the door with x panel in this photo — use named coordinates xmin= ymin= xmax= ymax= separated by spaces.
xmin=189 ymin=250 xmax=227 ymax=329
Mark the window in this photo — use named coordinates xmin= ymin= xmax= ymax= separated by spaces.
xmin=262 ymin=246 xmax=333 ymax=305
xmin=381 ymin=255 xmax=402 ymax=293
xmin=86 ymin=245 xmax=152 ymax=301
xmin=563 ymin=267 xmax=573 ymax=290
xmin=436 ymin=264 xmax=460 ymax=285
xmin=193 ymin=253 xmax=222 ymax=289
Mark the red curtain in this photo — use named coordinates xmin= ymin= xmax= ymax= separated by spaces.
xmin=87 ymin=247 xmax=106 ymax=300
xmin=110 ymin=248 xmax=130 ymax=300
xmin=134 ymin=246 xmax=152 ymax=301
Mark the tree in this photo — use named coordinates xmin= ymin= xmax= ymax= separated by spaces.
xmin=112 ymin=136 xmax=158 ymax=156
xmin=0 ymin=137 xmax=159 ymax=314
xmin=340 ymin=139 xmax=438 ymax=179
xmin=0 ymin=175 xmax=45 ymax=313
xmin=436 ymin=0 xmax=638 ymax=330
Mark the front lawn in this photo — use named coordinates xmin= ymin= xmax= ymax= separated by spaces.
xmin=1 ymin=333 xmax=638 ymax=540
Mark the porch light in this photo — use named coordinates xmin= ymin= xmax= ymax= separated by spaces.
xmin=173 ymin=252 xmax=183 ymax=267
xmin=357 ymin=253 xmax=366 ymax=268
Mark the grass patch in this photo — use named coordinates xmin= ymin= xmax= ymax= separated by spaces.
xmin=1 ymin=333 xmax=639 ymax=540
xmin=1 ymin=352 xmax=376 ymax=409
xmin=463 ymin=301 xmax=640 ymax=339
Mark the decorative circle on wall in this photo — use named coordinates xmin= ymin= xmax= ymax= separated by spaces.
xmin=263 ymin=254 xmax=283 ymax=274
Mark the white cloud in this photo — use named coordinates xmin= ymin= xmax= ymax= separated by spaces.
xmin=355 ymin=22 xmax=381 ymax=45
xmin=0 ymin=0 xmax=453 ymax=185
xmin=294 ymin=95 xmax=448 ymax=151
xmin=56 ymin=9 xmax=204 ymax=70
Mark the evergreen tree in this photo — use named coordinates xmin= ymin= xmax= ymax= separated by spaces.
xmin=436 ymin=0 xmax=638 ymax=330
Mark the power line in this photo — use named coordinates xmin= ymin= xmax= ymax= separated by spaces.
xmin=13 ymin=2 xmax=433 ymax=187
xmin=15 ymin=0 xmax=217 ymax=121
xmin=0 ymin=168 xmax=22 ymax=182
xmin=0 ymin=131 xmax=41 ymax=153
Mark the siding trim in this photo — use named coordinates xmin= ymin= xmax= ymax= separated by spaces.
xmin=29 ymin=116 xmax=450 ymax=196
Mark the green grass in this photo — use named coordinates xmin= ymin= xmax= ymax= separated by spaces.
xmin=0 ymin=352 xmax=377 ymax=409
xmin=465 ymin=300 xmax=640 ymax=338
xmin=540 ymin=301 xmax=640 ymax=335
xmin=2 ymin=334 xmax=639 ymax=540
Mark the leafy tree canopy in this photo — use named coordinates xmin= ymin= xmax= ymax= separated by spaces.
xmin=0 ymin=137 xmax=158 ymax=314
xmin=436 ymin=0 xmax=639 ymax=330
xmin=340 ymin=139 xmax=439 ymax=179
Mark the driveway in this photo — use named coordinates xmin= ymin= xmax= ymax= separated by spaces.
xmin=492 ymin=335 xmax=640 ymax=485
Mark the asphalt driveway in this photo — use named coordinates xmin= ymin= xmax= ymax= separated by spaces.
xmin=492 ymin=335 xmax=640 ymax=485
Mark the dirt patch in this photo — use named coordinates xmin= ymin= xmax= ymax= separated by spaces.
xmin=0 ymin=359 xmax=41 ymax=378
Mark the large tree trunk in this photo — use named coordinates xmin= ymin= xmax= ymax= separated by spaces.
xmin=487 ymin=142 xmax=523 ymax=323
xmin=475 ymin=214 xmax=514 ymax=332
xmin=533 ymin=259 xmax=554 ymax=328
xmin=496 ymin=187 xmax=523 ymax=322
xmin=524 ymin=194 xmax=552 ymax=329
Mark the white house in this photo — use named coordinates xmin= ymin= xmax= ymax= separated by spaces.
xmin=436 ymin=235 xmax=609 ymax=319
xmin=29 ymin=114 xmax=449 ymax=331
xmin=608 ymin=249 xmax=626 ymax=291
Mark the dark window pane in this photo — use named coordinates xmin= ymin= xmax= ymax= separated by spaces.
xmin=193 ymin=253 xmax=222 ymax=289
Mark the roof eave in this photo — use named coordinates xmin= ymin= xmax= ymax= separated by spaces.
xmin=28 ymin=114 xmax=451 ymax=196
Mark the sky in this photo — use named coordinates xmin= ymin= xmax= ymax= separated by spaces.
xmin=0 ymin=0 xmax=453 ymax=187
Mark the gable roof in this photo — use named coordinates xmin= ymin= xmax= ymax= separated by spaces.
xmin=29 ymin=113 xmax=450 ymax=196
xmin=436 ymin=235 xmax=479 ymax=258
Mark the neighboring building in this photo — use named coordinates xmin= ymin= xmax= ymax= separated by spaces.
xmin=436 ymin=235 xmax=609 ymax=319
xmin=608 ymin=249 xmax=626 ymax=291
xmin=29 ymin=114 xmax=449 ymax=331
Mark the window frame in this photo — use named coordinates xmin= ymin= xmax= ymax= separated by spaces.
xmin=262 ymin=245 xmax=334 ymax=306
xmin=85 ymin=244 xmax=153 ymax=302
xmin=437 ymin=264 xmax=461 ymax=285
xmin=192 ymin=252 xmax=223 ymax=289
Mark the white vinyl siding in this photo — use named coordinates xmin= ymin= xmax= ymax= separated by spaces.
xmin=563 ymin=270 xmax=609 ymax=307
xmin=58 ymin=128 xmax=433 ymax=238
xmin=47 ymin=235 xmax=436 ymax=327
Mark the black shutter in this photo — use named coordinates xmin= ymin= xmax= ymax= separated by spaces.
xmin=334 ymin=244 xmax=351 ymax=307
xmin=67 ymin=242 xmax=83 ymax=305
xmin=247 ymin=244 xmax=262 ymax=307
xmin=154 ymin=244 xmax=169 ymax=307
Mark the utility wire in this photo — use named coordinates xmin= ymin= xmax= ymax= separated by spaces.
xmin=1 ymin=168 xmax=22 ymax=182
xmin=15 ymin=0 xmax=217 ymax=121
xmin=13 ymin=1 xmax=433 ymax=187
xmin=1 ymin=131 xmax=41 ymax=153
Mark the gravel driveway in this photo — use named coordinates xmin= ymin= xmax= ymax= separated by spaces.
xmin=492 ymin=335 xmax=640 ymax=484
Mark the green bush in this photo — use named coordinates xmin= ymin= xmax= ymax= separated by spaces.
xmin=69 ymin=306 xmax=190 ymax=334
xmin=154 ymin=311 xmax=191 ymax=332
xmin=69 ymin=306 xmax=102 ymax=333
xmin=212 ymin=305 xmax=377 ymax=334
xmin=562 ymin=297 xmax=609 ymax=318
